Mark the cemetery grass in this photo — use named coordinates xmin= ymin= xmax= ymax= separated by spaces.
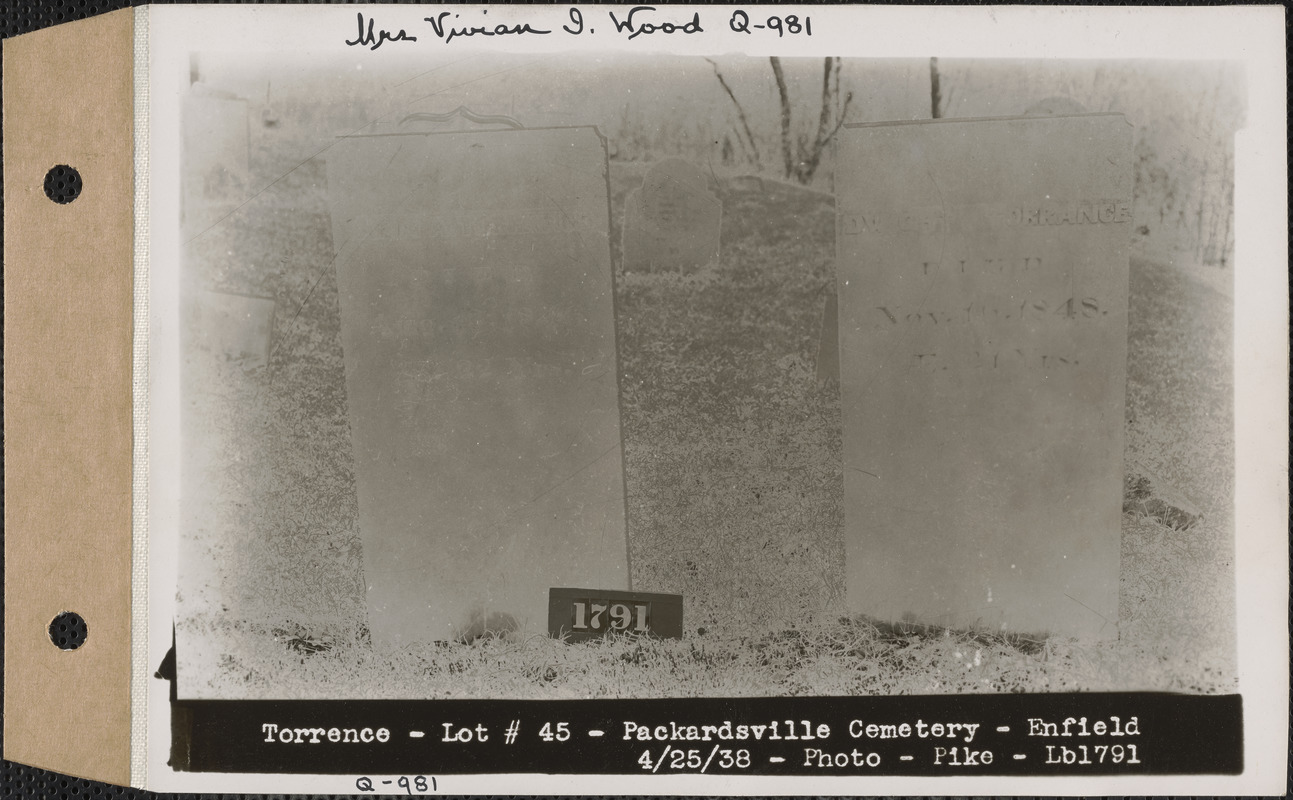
xmin=180 ymin=157 xmax=1235 ymax=699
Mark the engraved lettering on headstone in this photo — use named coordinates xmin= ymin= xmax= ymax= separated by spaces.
xmin=835 ymin=114 xmax=1132 ymax=639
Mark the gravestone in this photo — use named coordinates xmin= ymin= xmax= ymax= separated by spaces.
xmin=622 ymin=159 xmax=721 ymax=273
xmin=182 ymin=87 xmax=250 ymax=236
xmin=326 ymin=126 xmax=628 ymax=647
xmin=835 ymin=114 xmax=1132 ymax=639
xmin=193 ymin=290 xmax=275 ymax=369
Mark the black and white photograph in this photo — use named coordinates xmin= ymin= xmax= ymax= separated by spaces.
xmin=174 ymin=47 xmax=1243 ymax=700
xmin=129 ymin=3 xmax=1285 ymax=792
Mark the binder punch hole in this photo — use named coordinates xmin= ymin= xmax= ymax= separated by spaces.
xmin=43 ymin=164 xmax=82 ymax=204
xmin=48 ymin=611 xmax=87 ymax=651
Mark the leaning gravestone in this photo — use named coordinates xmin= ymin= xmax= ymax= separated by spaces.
xmin=326 ymin=126 xmax=628 ymax=647
xmin=622 ymin=159 xmax=721 ymax=273
xmin=182 ymin=88 xmax=250 ymax=237
xmin=835 ymin=114 xmax=1132 ymax=639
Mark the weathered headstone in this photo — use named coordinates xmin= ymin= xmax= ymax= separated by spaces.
xmin=326 ymin=127 xmax=628 ymax=647
xmin=182 ymin=88 xmax=250 ymax=236
xmin=622 ymin=159 xmax=721 ymax=273
xmin=193 ymin=290 xmax=276 ymax=369
xmin=835 ymin=114 xmax=1132 ymax=639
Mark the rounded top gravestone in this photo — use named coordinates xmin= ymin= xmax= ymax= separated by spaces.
xmin=639 ymin=158 xmax=709 ymax=201
xmin=622 ymin=158 xmax=721 ymax=274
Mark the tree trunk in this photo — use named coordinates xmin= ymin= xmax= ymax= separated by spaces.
xmin=1220 ymin=148 xmax=1235 ymax=268
xmin=814 ymin=58 xmax=834 ymax=152
xmin=729 ymin=56 xmax=853 ymax=185
xmin=930 ymin=57 xmax=942 ymax=119
xmin=769 ymin=56 xmax=795 ymax=180
xmin=705 ymin=58 xmax=762 ymax=169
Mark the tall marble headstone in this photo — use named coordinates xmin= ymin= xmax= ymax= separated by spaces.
xmin=326 ymin=127 xmax=628 ymax=646
xmin=835 ymin=114 xmax=1132 ymax=639
xmin=622 ymin=159 xmax=721 ymax=273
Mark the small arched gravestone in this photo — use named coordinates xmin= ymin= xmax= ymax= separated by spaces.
xmin=622 ymin=159 xmax=721 ymax=273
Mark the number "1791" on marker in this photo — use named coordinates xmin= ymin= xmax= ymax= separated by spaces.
xmin=548 ymin=587 xmax=684 ymax=641
xmin=572 ymin=599 xmax=650 ymax=633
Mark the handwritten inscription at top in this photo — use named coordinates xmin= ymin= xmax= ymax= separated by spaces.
xmin=345 ymin=12 xmax=417 ymax=51
xmin=608 ymin=6 xmax=702 ymax=40
xmin=344 ymin=8 xmax=809 ymax=49
xmin=425 ymin=11 xmax=553 ymax=45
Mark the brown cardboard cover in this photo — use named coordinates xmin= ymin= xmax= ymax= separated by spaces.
xmin=3 ymin=8 xmax=134 ymax=786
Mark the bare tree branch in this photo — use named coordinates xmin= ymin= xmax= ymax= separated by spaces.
xmin=800 ymin=92 xmax=853 ymax=183
xmin=704 ymin=58 xmax=761 ymax=169
xmin=832 ymin=58 xmax=844 ymax=123
xmin=823 ymin=91 xmax=854 ymax=145
xmin=813 ymin=58 xmax=834 ymax=159
xmin=748 ymin=56 xmax=858 ymax=185
xmin=791 ymin=59 xmax=853 ymax=184
xmin=769 ymin=56 xmax=795 ymax=180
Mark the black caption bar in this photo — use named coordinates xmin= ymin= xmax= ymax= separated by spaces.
xmin=171 ymin=693 xmax=1241 ymax=776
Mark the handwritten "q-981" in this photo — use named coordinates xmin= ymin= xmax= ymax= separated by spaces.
xmin=344 ymin=8 xmax=812 ymax=50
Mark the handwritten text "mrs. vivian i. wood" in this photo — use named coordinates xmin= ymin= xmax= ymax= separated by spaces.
xmin=344 ymin=8 xmax=815 ymax=50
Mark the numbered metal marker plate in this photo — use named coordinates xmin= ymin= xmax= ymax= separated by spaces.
xmin=548 ymin=588 xmax=683 ymax=642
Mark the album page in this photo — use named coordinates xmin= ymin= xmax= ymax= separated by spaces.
xmin=137 ymin=4 xmax=1286 ymax=793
